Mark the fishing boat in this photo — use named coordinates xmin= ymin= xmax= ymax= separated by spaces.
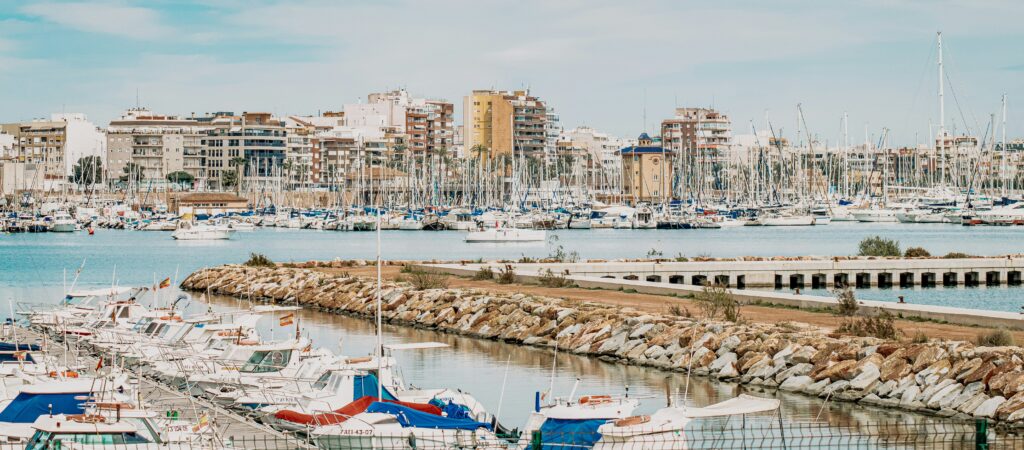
xmin=464 ymin=227 xmax=545 ymax=243
xmin=171 ymin=221 xmax=233 ymax=240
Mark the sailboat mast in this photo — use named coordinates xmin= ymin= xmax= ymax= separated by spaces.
xmin=1002 ymin=93 xmax=1008 ymax=197
xmin=937 ymin=31 xmax=946 ymax=185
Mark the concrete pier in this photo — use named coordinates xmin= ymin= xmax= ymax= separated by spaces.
xmin=432 ymin=257 xmax=1024 ymax=289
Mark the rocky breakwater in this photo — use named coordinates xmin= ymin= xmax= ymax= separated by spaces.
xmin=183 ymin=264 xmax=1024 ymax=425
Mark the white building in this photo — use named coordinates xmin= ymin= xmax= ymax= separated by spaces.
xmin=51 ymin=113 xmax=105 ymax=179
xmin=0 ymin=132 xmax=13 ymax=158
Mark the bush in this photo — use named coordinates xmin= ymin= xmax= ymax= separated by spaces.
xmin=904 ymin=247 xmax=931 ymax=258
xmin=943 ymin=252 xmax=972 ymax=259
xmin=858 ymin=236 xmax=901 ymax=257
xmin=408 ymin=271 xmax=449 ymax=290
xmin=976 ymin=329 xmax=1015 ymax=347
xmin=472 ymin=267 xmax=495 ymax=281
xmin=538 ymin=269 xmax=573 ymax=288
xmin=668 ymin=304 xmax=690 ymax=317
xmin=693 ymin=284 xmax=741 ymax=322
xmin=496 ymin=266 xmax=516 ymax=284
xmin=911 ymin=330 xmax=929 ymax=344
xmin=400 ymin=264 xmax=415 ymax=273
xmin=837 ymin=310 xmax=899 ymax=340
xmin=835 ymin=288 xmax=859 ymax=316
xmin=674 ymin=253 xmax=689 ymax=262
xmin=244 ymin=253 xmax=275 ymax=268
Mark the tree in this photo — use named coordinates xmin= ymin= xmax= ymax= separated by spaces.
xmin=221 ymin=169 xmax=239 ymax=188
xmin=229 ymin=157 xmax=248 ymax=195
xmin=71 ymin=156 xmax=103 ymax=185
xmin=120 ymin=162 xmax=145 ymax=182
xmin=166 ymin=171 xmax=194 ymax=187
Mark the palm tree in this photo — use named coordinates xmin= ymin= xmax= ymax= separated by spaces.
xmin=229 ymin=156 xmax=248 ymax=196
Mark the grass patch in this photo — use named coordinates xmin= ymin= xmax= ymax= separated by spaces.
xmin=472 ymin=266 xmax=495 ymax=280
xmin=400 ymin=264 xmax=415 ymax=273
xmin=911 ymin=330 xmax=929 ymax=343
xmin=496 ymin=266 xmax=516 ymax=284
xmin=244 ymin=253 xmax=275 ymax=268
xmin=538 ymin=269 xmax=574 ymax=288
xmin=837 ymin=310 xmax=899 ymax=340
xmin=977 ymin=329 xmax=1015 ymax=347
xmin=408 ymin=271 xmax=449 ymax=290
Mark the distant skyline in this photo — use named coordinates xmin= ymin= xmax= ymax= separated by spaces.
xmin=1 ymin=0 xmax=1022 ymax=146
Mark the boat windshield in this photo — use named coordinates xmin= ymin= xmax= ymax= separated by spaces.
xmin=27 ymin=431 xmax=152 ymax=450
xmin=240 ymin=349 xmax=292 ymax=373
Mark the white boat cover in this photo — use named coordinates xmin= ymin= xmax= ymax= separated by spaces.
xmin=67 ymin=286 xmax=134 ymax=298
xmin=677 ymin=394 xmax=780 ymax=418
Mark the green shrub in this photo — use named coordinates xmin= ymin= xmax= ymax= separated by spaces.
xmin=400 ymin=264 xmax=415 ymax=273
xmin=911 ymin=331 xmax=929 ymax=344
xmin=693 ymin=284 xmax=741 ymax=322
xmin=668 ymin=304 xmax=690 ymax=317
xmin=904 ymin=247 xmax=931 ymax=258
xmin=835 ymin=288 xmax=859 ymax=316
xmin=538 ymin=269 xmax=573 ymax=288
xmin=976 ymin=329 xmax=1014 ymax=347
xmin=244 ymin=253 xmax=275 ymax=268
xmin=472 ymin=267 xmax=495 ymax=281
xmin=943 ymin=252 xmax=972 ymax=259
xmin=408 ymin=271 xmax=448 ymax=290
xmin=496 ymin=266 xmax=516 ymax=284
xmin=837 ymin=310 xmax=899 ymax=340
xmin=858 ymin=236 xmax=901 ymax=257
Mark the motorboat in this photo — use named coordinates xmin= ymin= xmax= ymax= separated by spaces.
xmin=758 ymin=214 xmax=815 ymax=226
xmin=592 ymin=394 xmax=781 ymax=449
xmin=310 ymin=400 xmax=503 ymax=450
xmin=48 ymin=211 xmax=78 ymax=232
xmin=977 ymin=203 xmax=1024 ymax=225
xmin=520 ymin=392 xmax=640 ymax=450
xmin=171 ymin=221 xmax=233 ymax=240
xmin=465 ymin=228 xmax=545 ymax=243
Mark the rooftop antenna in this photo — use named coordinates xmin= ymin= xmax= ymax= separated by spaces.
xmin=135 ymin=88 xmax=140 ymax=109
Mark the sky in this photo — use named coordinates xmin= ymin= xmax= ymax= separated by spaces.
xmin=1 ymin=0 xmax=1022 ymax=146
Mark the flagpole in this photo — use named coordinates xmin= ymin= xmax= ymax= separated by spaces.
xmin=376 ymin=160 xmax=383 ymax=402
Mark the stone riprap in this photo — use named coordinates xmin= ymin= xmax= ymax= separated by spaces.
xmin=182 ymin=264 xmax=1024 ymax=425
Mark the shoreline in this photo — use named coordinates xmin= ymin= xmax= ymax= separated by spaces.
xmin=182 ymin=262 xmax=1024 ymax=428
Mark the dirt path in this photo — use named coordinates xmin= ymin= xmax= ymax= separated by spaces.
xmin=323 ymin=265 xmax=1022 ymax=344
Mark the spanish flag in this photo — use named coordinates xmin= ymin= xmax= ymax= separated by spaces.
xmin=158 ymin=277 xmax=172 ymax=289
xmin=279 ymin=313 xmax=295 ymax=327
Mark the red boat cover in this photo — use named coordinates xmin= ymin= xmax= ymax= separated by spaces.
xmin=274 ymin=396 xmax=443 ymax=426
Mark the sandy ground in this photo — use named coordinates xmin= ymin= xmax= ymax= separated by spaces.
xmin=324 ymin=265 xmax=1024 ymax=344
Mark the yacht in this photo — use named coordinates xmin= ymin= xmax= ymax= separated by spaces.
xmin=171 ymin=221 xmax=233 ymax=240
xmin=48 ymin=211 xmax=78 ymax=232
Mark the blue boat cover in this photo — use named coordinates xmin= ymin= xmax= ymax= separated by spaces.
xmin=0 ymin=352 xmax=34 ymax=363
xmin=0 ymin=392 xmax=87 ymax=423
xmin=353 ymin=374 xmax=397 ymax=401
xmin=538 ymin=418 xmax=607 ymax=450
xmin=0 ymin=343 xmax=40 ymax=352
xmin=364 ymin=402 xmax=491 ymax=430
xmin=428 ymin=398 xmax=472 ymax=420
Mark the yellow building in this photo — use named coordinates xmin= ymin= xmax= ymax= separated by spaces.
xmin=463 ymin=90 xmax=546 ymax=159
xmin=620 ymin=133 xmax=673 ymax=204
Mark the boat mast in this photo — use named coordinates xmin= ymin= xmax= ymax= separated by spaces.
xmin=1002 ymin=93 xmax=1008 ymax=197
xmin=937 ymin=31 xmax=946 ymax=187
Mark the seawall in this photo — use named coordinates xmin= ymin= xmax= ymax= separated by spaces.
xmin=181 ymin=264 xmax=1024 ymax=426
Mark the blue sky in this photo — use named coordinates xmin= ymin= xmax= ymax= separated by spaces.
xmin=1 ymin=0 xmax=1022 ymax=146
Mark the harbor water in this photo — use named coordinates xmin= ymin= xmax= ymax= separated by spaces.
xmin=1 ymin=222 xmax=1017 ymax=429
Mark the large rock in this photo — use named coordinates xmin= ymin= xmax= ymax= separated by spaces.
xmin=974 ymin=396 xmax=1006 ymax=419
xmin=900 ymin=385 xmax=922 ymax=407
xmin=813 ymin=359 xmax=857 ymax=382
xmin=709 ymin=352 xmax=738 ymax=373
xmin=849 ymin=364 xmax=881 ymax=391
xmin=774 ymin=363 xmax=813 ymax=384
xmin=911 ymin=346 xmax=946 ymax=372
xmin=996 ymin=391 xmax=1024 ymax=420
xmin=780 ymin=375 xmax=814 ymax=391
xmin=926 ymin=383 xmax=963 ymax=409
xmin=880 ymin=358 xmax=912 ymax=382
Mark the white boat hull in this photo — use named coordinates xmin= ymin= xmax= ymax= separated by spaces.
xmin=760 ymin=216 xmax=815 ymax=226
xmin=172 ymin=228 xmax=233 ymax=240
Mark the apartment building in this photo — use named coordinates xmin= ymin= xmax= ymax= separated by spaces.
xmin=317 ymin=129 xmax=387 ymax=190
xmin=661 ymin=107 xmax=732 ymax=160
xmin=202 ymin=112 xmax=287 ymax=191
xmin=345 ymin=89 xmax=454 ymax=156
xmin=463 ymin=90 xmax=547 ymax=158
xmin=106 ymin=108 xmax=207 ymax=184
xmin=286 ymin=115 xmax=342 ymax=188
xmin=620 ymin=133 xmax=673 ymax=204
xmin=1 ymin=113 xmax=104 ymax=189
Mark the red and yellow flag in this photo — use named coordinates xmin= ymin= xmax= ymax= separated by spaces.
xmin=158 ymin=277 xmax=172 ymax=289
xmin=279 ymin=313 xmax=295 ymax=327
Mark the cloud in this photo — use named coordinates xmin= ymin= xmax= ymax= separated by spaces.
xmin=0 ymin=38 xmax=14 ymax=52
xmin=21 ymin=2 xmax=174 ymax=39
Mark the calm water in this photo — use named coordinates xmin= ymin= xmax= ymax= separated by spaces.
xmin=2 ymin=222 xmax=1023 ymax=311
xmin=0 ymin=224 xmax=1012 ymax=428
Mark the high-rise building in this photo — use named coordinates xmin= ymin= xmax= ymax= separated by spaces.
xmin=202 ymin=112 xmax=287 ymax=191
xmin=463 ymin=90 xmax=547 ymax=159
xmin=106 ymin=108 xmax=207 ymax=185
xmin=1 ymin=113 xmax=104 ymax=189
xmin=661 ymin=107 xmax=732 ymax=160
xmin=344 ymin=89 xmax=454 ymax=156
